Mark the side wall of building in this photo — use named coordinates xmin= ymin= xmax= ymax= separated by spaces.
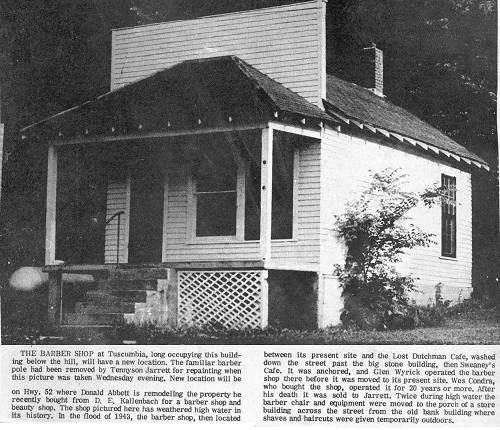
xmin=111 ymin=1 xmax=325 ymax=105
xmin=320 ymin=128 xmax=473 ymax=304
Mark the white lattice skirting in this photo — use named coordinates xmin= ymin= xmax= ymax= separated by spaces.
xmin=178 ymin=270 xmax=266 ymax=329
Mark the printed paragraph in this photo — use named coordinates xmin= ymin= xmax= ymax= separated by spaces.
xmin=262 ymin=351 xmax=496 ymax=424
xmin=8 ymin=348 xmax=242 ymax=422
xmin=9 ymin=387 xmax=241 ymax=422
xmin=11 ymin=349 xmax=242 ymax=383
xmin=2 ymin=345 xmax=499 ymax=425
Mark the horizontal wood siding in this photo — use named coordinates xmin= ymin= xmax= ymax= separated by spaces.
xmin=321 ymin=128 xmax=472 ymax=303
xmin=111 ymin=1 xmax=323 ymax=105
xmin=271 ymin=141 xmax=321 ymax=270
xmin=164 ymin=170 xmax=261 ymax=262
xmin=104 ymin=180 xmax=129 ymax=264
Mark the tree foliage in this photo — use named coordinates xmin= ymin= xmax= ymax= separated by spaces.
xmin=335 ymin=168 xmax=442 ymax=329
xmin=328 ymin=0 xmax=497 ymax=156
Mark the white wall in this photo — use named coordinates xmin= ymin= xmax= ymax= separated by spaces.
xmin=111 ymin=1 xmax=326 ymax=106
xmin=321 ymin=128 xmax=473 ymax=304
xmin=317 ymin=274 xmax=343 ymax=328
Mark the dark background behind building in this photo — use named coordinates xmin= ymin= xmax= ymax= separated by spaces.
xmin=0 ymin=0 xmax=497 ymax=297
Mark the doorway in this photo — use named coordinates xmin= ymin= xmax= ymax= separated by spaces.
xmin=128 ymin=155 xmax=164 ymax=264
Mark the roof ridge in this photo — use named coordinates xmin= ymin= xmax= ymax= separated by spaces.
xmin=237 ymin=56 xmax=330 ymax=116
xmin=231 ymin=56 xmax=282 ymax=108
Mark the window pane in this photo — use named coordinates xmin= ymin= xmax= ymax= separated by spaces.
xmin=196 ymin=192 xmax=237 ymax=236
xmin=193 ymin=136 xmax=239 ymax=237
xmin=195 ymin=151 xmax=237 ymax=192
xmin=441 ymin=174 xmax=456 ymax=257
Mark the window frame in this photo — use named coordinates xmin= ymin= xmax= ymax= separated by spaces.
xmin=186 ymin=145 xmax=299 ymax=244
xmin=441 ymin=174 xmax=457 ymax=258
xmin=187 ymin=161 xmax=245 ymax=243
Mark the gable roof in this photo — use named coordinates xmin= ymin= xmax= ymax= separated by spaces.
xmin=325 ymin=74 xmax=487 ymax=168
xmin=21 ymin=55 xmax=330 ymax=140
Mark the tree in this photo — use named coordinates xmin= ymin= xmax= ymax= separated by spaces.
xmin=334 ymin=168 xmax=441 ymax=329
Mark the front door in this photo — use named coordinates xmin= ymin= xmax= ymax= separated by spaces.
xmin=128 ymin=157 xmax=164 ymax=264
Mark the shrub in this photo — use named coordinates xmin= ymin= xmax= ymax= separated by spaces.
xmin=335 ymin=168 xmax=441 ymax=330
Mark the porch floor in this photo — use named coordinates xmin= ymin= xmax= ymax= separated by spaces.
xmin=43 ymin=260 xmax=265 ymax=275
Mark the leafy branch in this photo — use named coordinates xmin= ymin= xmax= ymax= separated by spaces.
xmin=334 ymin=168 xmax=442 ymax=329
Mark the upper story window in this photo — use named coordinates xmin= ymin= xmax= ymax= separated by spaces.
xmin=441 ymin=174 xmax=457 ymax=258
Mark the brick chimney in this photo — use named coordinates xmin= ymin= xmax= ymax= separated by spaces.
xmin=360 ymin=43 xmax=383 ymax=96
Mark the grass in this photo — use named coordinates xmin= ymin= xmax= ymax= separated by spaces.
xmin=1 ymin=280 xmax=499 ymax=346
xmin=108 ymin=303 xmax=500 ymax=344
xmin=2 ymin=299 xmax=499 ymax=345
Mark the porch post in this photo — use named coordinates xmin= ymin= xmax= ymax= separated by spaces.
xmin=45 ymin=145 xmax=58 ymax=265
xmin=167 ymin=268 xmax=178 ymax=329
xmin=48 ymin=270 xmax=62 ymax=327
xmin=260 ymin=127 xmax=273 ymax=262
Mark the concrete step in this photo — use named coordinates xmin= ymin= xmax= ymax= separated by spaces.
xmin=108 ymin=267 xmax=170 ymax=281
xmin=86 ymin=290 xmax=147 ymax=303
xmin=63 ymin=312 xmax=125 ymax=326
xmin=58 ymin=325 xmax=116 ymax=343
xmin=58 ymin=274 xmax=159 ymax=329
xmin=97 ymin=279 xmax=157 ymax=291
xmin=75 ymin=302 xmax=136 ymax=314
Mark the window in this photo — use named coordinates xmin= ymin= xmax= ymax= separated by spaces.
xmin=193 ymin=147 xmax=238 ymax=237
xmin=190 ymin=131 xmax=296 ymax=241
xmin=441 ymin=174 xmax=456 ymax=258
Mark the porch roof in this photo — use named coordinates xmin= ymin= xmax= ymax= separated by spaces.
xmin=21 ymin=55 xmax=332 ymax=142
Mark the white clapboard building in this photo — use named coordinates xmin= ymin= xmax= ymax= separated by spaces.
xmin=21 ymin=1 xmax=488 ymax=331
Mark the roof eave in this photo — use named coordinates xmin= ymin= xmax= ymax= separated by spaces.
xmin=324 ymin=101 xmax=489 ymax=171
